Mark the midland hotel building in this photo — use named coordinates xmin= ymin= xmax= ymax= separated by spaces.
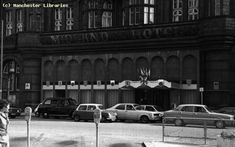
xmin=1 ymin=0 xmax=235 ymax=110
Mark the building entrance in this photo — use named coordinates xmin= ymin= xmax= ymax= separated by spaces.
xmin=55 ymin=90 xmax=66 ymax=98
xmin=135 ymin=88 xmax=170 ymax=110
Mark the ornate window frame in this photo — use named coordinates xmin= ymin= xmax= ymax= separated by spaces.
xmin=172 ymin=0 xmax=183 ymax=22
xmin=188 ymin=0 xmax=199 ymax=20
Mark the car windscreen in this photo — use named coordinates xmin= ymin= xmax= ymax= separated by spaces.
xmin=205 ymin=106 xmax=212 ymax=112
xmin=153 ymin=105 xmax=163 ymax=111
xmin=69 ymin=99 xmax=77 ymax=105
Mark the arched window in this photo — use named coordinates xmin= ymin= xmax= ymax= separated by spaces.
xmin=102 ymin=0 xmax=112 ymax=27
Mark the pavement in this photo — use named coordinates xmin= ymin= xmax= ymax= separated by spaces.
xmin=143 ymin=141 xmax=215 ymax=147
xmin=9 ymin=116 xmax=220 ymax=147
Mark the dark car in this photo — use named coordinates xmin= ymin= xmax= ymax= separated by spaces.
xmin=72 ymin=103 xmax=117 ymax=122
xmin=34 ymin=97 xmax=78 ymax=118
xmin=9 ymin=107 xmax=21 ymax=118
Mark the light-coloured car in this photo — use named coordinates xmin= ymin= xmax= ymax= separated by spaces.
xmin=107 ymin=103 xmax=162 ymax=123
xmin=163 ymin=104 xmax=234 ymax=128
xmin=72 ymin=103 xmax=117 ymax=122
xmin=135 ymin=105 xmax=163 ymax=121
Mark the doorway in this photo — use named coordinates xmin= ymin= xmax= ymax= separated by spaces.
xmin=135 ymin=88 xmax=170 ymax=110
xmin=55 ymin=90 xmax=65 ymax=98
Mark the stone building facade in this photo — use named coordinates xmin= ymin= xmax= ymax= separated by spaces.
xmin=0 ymin=0 xmax=235 ymax=109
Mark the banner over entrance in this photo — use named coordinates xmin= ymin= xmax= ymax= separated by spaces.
xmin=119 ymin=79 xmax=181 ymax=89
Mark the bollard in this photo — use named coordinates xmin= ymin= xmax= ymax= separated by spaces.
xmin=162 ymin=117 xmax=165 ymax=142
xmin=24 ymin=107 xmax=32 ymax=147
xmin=204 ymin=120 xmax=207 ymax=145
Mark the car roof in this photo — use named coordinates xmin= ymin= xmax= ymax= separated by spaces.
xmin=44 ymin=97 xmax=74 ymax=100
xmin=79 ymin=103 xmax=103 ymax=106
xmin=178 ymin=104 xmax=206 ymax=107
xmin=115 ymin=103 xmax=139 ymax=105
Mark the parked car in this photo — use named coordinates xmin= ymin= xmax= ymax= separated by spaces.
xmin=163 ymin=104 xmax=234 ymax=128
xmin=106 ymin=103 xmax=162 ymax=123
xmin=72 ymin=103 xmax=117 ymax=122
xmin=135 ymin=105 xmax=163 ymax=121
xmin=34 ymin=97 xmax=78 ymax=118
xmin=9 ymin=107 xmax=21 ymax=118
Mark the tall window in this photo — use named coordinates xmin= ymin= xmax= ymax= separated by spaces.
xmin=102 ymin=0 xmax=112 ymax=27
xmin=144 ymin=0 xmax=155 ymax=24
xmin=6 ymin=11 xmax=12 ymax=36
xmin=16 ymin=9 xmax=23 ymax=32
xmin=122 ymin=10 xmax=126 ymax=26
xmin=173 ymin=0 xmax=183 ymax=22
xmin=188 ymin=0 xmax=199 ymax=20
xmin=88 ymin=0 xmax=99 ymax=28
xmin=29 ymin=8 xmax=42 ymax=31
xmin=215 ymin=0 xmax=221 ymax=16
xmin=66 ymin=7 xmax=74 ymax=30
xmin=55 ymin=8 xmax=62 ymax=31
xmin=129 ymin=0 xmax=141 ymax=25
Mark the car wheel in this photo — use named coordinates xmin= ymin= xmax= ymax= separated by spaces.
xmin=35 ymin=112 xmax=40 ymax=117
xmin=140 ymin=116 xmax=149 ymax=123
xmin=74 ymin=115 xmax=80 ymax=122
xmin=175 ymin=119 xmax=183 ymax=126
xmin=215 ymin=120 xmax=225 ymax=129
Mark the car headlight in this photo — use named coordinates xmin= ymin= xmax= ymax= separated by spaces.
xmin=159 ymin=113 xmax=164 ymax=117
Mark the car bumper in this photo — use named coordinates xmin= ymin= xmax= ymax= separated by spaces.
xmin=107 ymin=115 xmax=117 ymax=121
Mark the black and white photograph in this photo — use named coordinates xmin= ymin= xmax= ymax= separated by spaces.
xmin=0 ymin=0 xmax=235 ymax=147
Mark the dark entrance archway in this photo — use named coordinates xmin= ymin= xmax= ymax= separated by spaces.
xmin=55 ymin=90 xmax=66 ymax=97
xmin=135 ymin=88 xmax=170 ymax=110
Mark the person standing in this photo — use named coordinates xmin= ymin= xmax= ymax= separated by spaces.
xmin=0 ymin=100 xmax=10 ymax=147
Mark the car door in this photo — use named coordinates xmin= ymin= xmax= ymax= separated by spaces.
xmin=180 ymin=106 xmax=194 ymax=124
xmin=87 ymin=105 xmax=96 ymax=120
xmin=125 ymin=104 xmax=138 ymax=120
xmin=77 ymin=105 xmax=87 ymax=120
xmin=194 ymin=106 xmax=210 ymax=125
xmin=47 ymin=99 xmax=58 ymax=115
xmin=54 ymin=99 xmax=66 ymax=115
xmin=114 ymin=104 xmax=126 ymax=120
xmin=62 ymin=99 xmax=71 ymax=115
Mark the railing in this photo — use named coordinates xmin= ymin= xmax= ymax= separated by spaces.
xmin=162 ymin=117 xmax=235 ymax=145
